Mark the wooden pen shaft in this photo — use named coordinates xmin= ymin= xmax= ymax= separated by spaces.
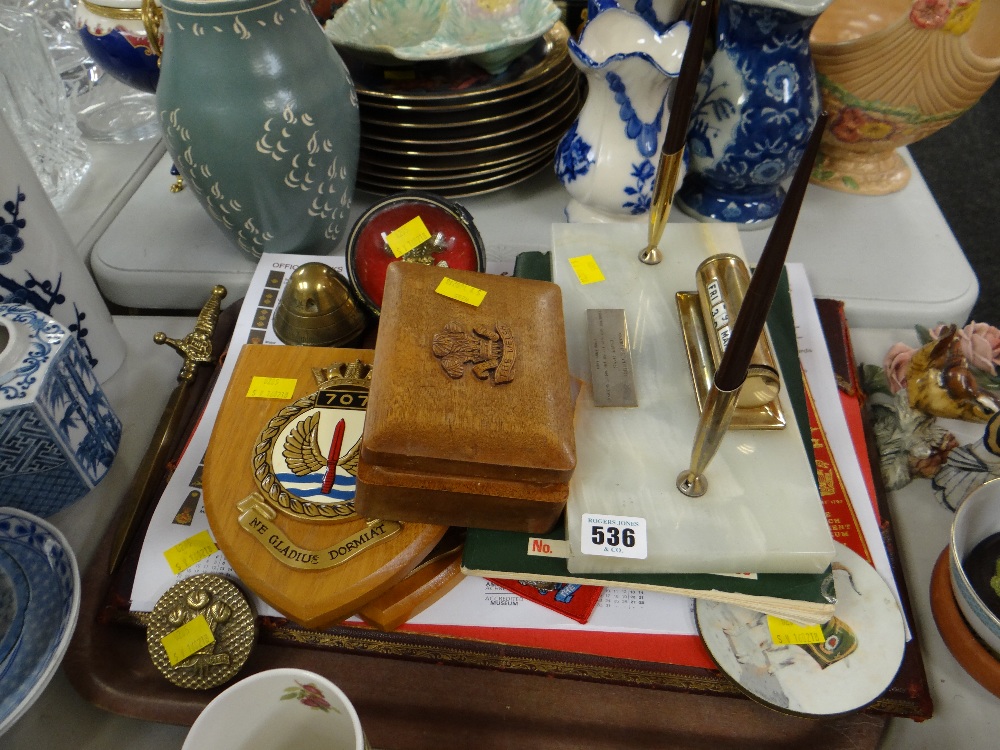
xmin=713 ymin=111 xmax=829 ymax=392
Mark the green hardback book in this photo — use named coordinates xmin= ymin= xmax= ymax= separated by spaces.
xmin=461 ymin=524 xmax=833 ymax=623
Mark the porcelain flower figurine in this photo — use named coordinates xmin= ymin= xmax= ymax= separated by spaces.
xmin=933 ymin=411 xmax=1000 ymax=509
xmin=906 ymin=329 xmax=998 ymax=422
xmin=883 ymin=322 xmax=1000 ymax=401
xmin=866 ymin=321 xmax=1000 ymax=499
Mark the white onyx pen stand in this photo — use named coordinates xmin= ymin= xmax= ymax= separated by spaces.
xmin=552 ymin=222 xmax=834 ymax=575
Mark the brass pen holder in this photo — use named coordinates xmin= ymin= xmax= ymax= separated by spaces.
xmin=675 ymin=254 xmax=786 ymax=430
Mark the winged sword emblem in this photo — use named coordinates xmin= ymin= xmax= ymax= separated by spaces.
xmin=282 ymin=411 xmax=361 ymax=477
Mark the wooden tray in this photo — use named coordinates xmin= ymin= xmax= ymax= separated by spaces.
xmin=62 ymin=296 xmax=929 ymax=748
xmin=66 ymin=514 xmax=893 ymax=749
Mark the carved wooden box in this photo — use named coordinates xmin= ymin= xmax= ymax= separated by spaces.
xmin=356 ymin=262 xmax=576 ymax=533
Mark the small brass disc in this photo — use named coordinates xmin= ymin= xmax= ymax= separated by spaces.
xmin=146 ymin=573 xmax=257 ymax=690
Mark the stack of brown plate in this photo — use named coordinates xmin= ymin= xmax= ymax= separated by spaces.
xmin=343 ymin=23 xmax=583 ymax=198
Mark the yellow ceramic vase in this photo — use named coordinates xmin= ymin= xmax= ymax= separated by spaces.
xmin=809 ymin=0 xmax=1000 ymax=194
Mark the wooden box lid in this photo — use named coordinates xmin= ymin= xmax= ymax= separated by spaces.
xmin=361 ymin=263 xmax=576 ymax=486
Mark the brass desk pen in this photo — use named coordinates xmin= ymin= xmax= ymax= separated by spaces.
xmin=639 ymin=0 xmax=713 ymax=266
xmin=677 ymin=112 xmax=828 ymax=497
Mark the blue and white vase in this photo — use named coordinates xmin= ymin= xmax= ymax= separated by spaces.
xmin=677 ymin=0 xmax=832 ymax=229
xmin=554 ymin=8 xmax=689 ymax=223
xmin=587 ymin=0 xmax=686 ymax=34
xmin=0 ymin=108 xmax=125 ymax=383
xmin=0 ymin=304 xmax=122 ymax=517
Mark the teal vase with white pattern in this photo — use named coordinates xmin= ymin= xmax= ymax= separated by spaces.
xmin=156 ymin=0 xmax=360 ymax=260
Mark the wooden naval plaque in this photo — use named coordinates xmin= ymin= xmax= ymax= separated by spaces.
xmin=202 ymin=344 xmax=448 ymax=630
xmin=356 ymin=262 xmax=577 ymax=533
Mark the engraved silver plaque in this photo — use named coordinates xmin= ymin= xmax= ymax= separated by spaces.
xmin=586 ymin=308 xmax=638 ymax=408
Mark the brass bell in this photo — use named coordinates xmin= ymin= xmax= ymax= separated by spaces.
xmin=273 ymin=262 xmax=367 ymax=346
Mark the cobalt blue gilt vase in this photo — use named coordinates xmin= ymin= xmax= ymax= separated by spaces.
xmin=76 ymin=0 xmax=161 ymax=94
xmin=156 ymin=0 xmax=360 ymax=260
xmin=554 ymin=8 xmax=689 ymax=223
xmin=676 ymin=0 xmax=832 ymax=228
xmin=0 ymin=304 xmax=122 ymax=517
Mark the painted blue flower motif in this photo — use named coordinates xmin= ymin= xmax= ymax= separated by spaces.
xmin=0 ymin=190 xmax=27 ymax=265
xmin=763 ymin=61 xmax=798 ymax=103
xmin=721 ymin=201 xmax=743 ymax=222
xmin=607 ymin=71 xmax=666 ymax=159
xmin=554 ymin=122 xmax=594 ymax=185
xmin=623 ymin=159 xmax=657 ymax=215
xmin=0 ymin=189 xmax=98 ymax=370
xmin=754 ymin=14 xmax=779 ymax=36
xmin=750 ymin=159 xmax=787 ymax=185
xmin=0 ymin=225 xmax=23 ymax=265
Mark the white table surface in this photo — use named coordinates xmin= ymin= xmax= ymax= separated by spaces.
xmin=90 ymin=149 xmax=978 ymax=330
xmin=60 ymin=138 xmax=165 ymax=259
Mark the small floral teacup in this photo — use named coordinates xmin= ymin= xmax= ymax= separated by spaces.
xmin=183 ymin=668 xmax=367 ymax=750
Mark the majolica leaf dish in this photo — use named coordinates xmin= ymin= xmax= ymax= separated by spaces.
xmin=323 ymin=0 xmax=561 ymax=74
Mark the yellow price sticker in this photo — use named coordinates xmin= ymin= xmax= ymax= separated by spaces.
xmin=163 ymin=530 xmax=218 ymax=575
xmin=246 ymin=376 xmax=297 ymax=400
xmin=766 ymin=615 xmax=826 ymax=645
xmin=384 ymin=216 xmax=432 ymax=258
xmin=161 ymin=614 xmax=216 ymax=666
xmin=568 ymin=254 xmax=605 ymax=285
xmin=435 ymin=277 xmax=487 ymax=307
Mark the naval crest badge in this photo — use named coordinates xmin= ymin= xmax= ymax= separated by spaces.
xmin=203 ymin=345 xmax=449 ymax=629
xmin=252 ymin=359 xmax=373 ymax=521
xmin=237 ymin=359 xmax=401 ymax=570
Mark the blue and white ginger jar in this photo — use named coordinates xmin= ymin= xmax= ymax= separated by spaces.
xmin=0 ymin=304 xmax=122 ymax=516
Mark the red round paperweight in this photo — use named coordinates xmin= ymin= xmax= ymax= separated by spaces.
xmin=346 ymin=193 xmax=487 ymax=316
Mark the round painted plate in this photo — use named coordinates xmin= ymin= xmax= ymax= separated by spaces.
xmin=360 ymin=67 xmax=578 ymax=130
xmin=360 ymin=137 xmax=557 ymax=173
xmin=360 ymin=84 xmax=581 ymax=147
xmin=359 ymin=147 xmax=552 ymax=181
xmin=358 ymin=90 xmax=579 ymax=159
xmin=0 ymin=508 xmax=80 ymax=735
xmin=695 ymin=543 xmax=905 ymax=717
xmin=357 ymin=154 xmax=552 ymax=199
xmin=357 ymin=53 xmax=573 ymax=115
